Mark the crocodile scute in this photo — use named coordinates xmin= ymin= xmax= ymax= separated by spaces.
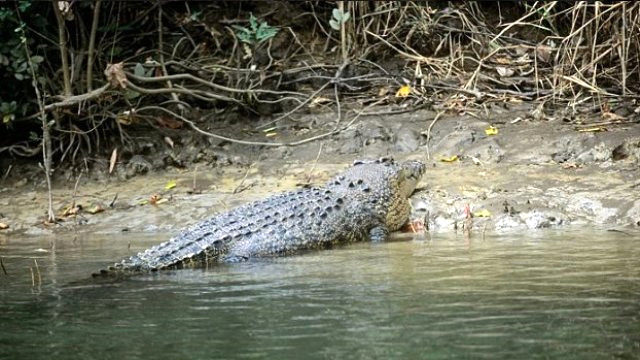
xmin=95 ymin=158 xmax=425 ymax=276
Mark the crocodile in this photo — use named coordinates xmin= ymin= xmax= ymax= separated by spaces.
xmin=94 ymin=158 xmax=425 ymax=276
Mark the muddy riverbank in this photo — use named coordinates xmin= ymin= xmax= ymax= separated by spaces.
xmin=1 ymin=104 xmax=639 ymax=237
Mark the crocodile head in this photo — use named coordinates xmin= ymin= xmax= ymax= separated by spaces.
xmin=396 ymin=159 xmax=426 ymax=197
xmin=327 ymin=158 xmax=425 ymax=198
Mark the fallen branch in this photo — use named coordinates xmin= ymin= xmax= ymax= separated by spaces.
xmin=126 ymin=72 xmax=306 ymax=96
xmin=125 ymin=80 xmax=242 ymax=105
xmin=20 ymin=83 xmax=111 ymax=121
xmin=424 ymin=110 xmax=445 ymax=160
xmin=136 ymin=105 xmax=364 ymax=147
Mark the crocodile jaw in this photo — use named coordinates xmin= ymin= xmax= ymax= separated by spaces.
xmin=399 ymin=160 xmax=426 ymax=197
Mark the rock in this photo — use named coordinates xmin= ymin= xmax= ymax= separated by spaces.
xmin=433 ymin=215 xmax=455 ymax=231
xmin=625 ymin=200 xmax=640 ymax=226
xmin=432 ymin=130 xmax=476 ymax=154
xmin=393 ymin=128 xmax=421 ymax=153
xmin=566 ymin=195 xmax=618 ymax=224
xmin=362 ymin=123 xmax=392 ymax=145
xmin=126 ymin=155 xmax=153 ymax=177
xmin=612 ymin=137 xmax=640 ymax=163
xmin=337 ymin=129 xmax=363 ymax=154
xmin=519 ymin=210 xmax=567 ymax=229
xmin=576 ymin=142 xmax=613 ymax=164
xmin=464 ymin=138 xmax=505 ymax=163
xmin=494 ymin=214 xmax=524 ymax=231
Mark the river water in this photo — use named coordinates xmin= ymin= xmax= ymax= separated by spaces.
xmin=0 ymin=229 xmax=638 ymax=359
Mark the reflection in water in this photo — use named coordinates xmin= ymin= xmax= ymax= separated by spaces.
xmin=0 ymin=230 xmax=639 ymax=359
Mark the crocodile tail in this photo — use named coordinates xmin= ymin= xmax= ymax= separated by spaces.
xmin=93 ymin=220 xmax=229 ymax=277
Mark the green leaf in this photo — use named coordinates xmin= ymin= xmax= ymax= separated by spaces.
xmin=237 ymin=32 xmax=252 ymax=44
xmin=31 ymin=55 xmax=44 ymax=64
xmin=2 ymin=114 xmax=13 ymax=124
xmin=256 ymin=22 xmax=277 ymax=42
xmin=330 ymin=8 xmax=349 ymax=29
xmin=332 ymin=8 xmax=342 ymax=22
xmin=14 ymin=73 xmax=24 ymax=80
xmin=134 ymin=63 xmax=145 ymax=77
xmin=189 ymin=10 xmax=201 ymax=21
xmin=249 ymin=14 xmax=258 ymax=32
xmin=18 ymin=1 xmax=31 ymax=12
xmin=16 ymin=61 xmax=27 ymax=72
xmin=234 ymin=15 xmax=277 ymax=45
xmin=124 ymin=89 xmax=140 ymax=100
xmin=232 ymin=25 xmax=251 ymax=35
xmin=329 ymin=19 xmax=340 ymax=31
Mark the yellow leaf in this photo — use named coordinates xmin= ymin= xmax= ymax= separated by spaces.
xmin=485 ymin=126 xmax=499 ymax=135
xmin=155 ymin=198 xmax=169 ymax=205
xmin=265 ymin=132 xmax=277 ymax=137
xmin=309 ymin=96 xmax=332 ymax=108
xmin=165 ymin=180 xmax=177 ymax=190
xmin=109 ymin=148 xmax=117 ymax=174
xmin=577 ymin=127 xmax=607 ymax=133
xmin=395 ymin=85 xmax=411 ymax=98
xmin=87 ymin=204 xmax=104 ymax=214
xmin=473 ymin=209 xmax=492 ymax=218
xmin=0 ymin=222 xmax=9 ymax=230
xmin=440 ymin=155 xmax=459 ymax=162
xmin=61 ymin=204 xmax=80 ymax=217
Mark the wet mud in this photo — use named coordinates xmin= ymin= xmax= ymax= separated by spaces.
xmin=1 ymin=103 xmax=639 ymax=237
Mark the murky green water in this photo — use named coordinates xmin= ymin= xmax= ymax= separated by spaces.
xmin=0 ymin=229 xmax=639 ymax=359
